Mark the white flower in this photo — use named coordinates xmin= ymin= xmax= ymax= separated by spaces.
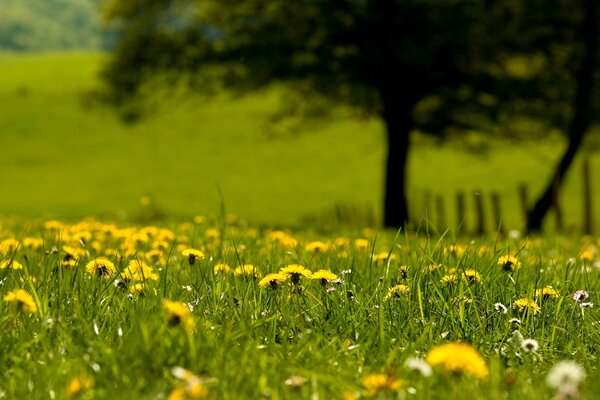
xmin=579 ymin=302 xmax=594 ymax=308
xmin=494 ymin=302 xmax=508 ymax=314
xmin=546 ymin=360 xmax=585 ymax=390
xmin=405 ymin=357 xmax=432 ymax=377
xmin=521 ymin=338 xmax=539 ymax=353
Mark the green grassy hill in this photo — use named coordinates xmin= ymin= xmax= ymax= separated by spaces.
xmin=0 ymin=52 xmax=596 ymax=231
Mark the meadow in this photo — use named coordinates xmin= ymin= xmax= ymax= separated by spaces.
xmin=1 ymin=52 xmax=598 ymax=232
xmin=0 ymin=217 xmax=598 ymax=399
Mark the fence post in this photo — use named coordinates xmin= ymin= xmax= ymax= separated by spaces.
xmin=474 ymin=190 xmax=486 ymax=235
xmin=490 ymin=192 xmax=504 ymax=234
xmin=583 ymin=158 xmax=593 ymax=234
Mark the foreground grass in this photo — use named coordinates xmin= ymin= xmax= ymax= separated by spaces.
xmin=0 ymin=216 xmax=598 ymax=399
xmin=1 ymin=52 xmax=599 ymax=231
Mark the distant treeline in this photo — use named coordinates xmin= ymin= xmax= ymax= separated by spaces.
xmin=0 ymin=0 xmax=110 ymax=51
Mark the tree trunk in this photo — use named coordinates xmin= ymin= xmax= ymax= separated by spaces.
xmin=526 ymin=0 xmax=598 ymax=232
xmin=382 ymin=100 xmax=412 ymax=229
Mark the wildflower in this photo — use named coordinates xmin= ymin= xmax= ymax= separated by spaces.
xmin=361 ymin=373 xmax=402 ymax=396
xmin=0 ymin=259 xmax=23 ymax=270
xmin=513 ymin=298 xmax=541 ymax=314
xmin=234 ymin=265 xmax=259 ymax=279
xmin=258 ymin=273 xmax=288 ymax=289
xmin=497 ymin=255 xmax=521 ymax=272
xmin=121 ymin=260 xmax=159 ymax=282
xmin=546 ymin=360 xmax=585 ymax=397
xmin=279 ymin=264 xmax=312 ymax=285
xmin=284 ymin=375 xmax=307 ymax=388
xmin=0 ymin=238 xmax=20 ymax=253
xmin=85 ymin=257 xmax=116 ymax=279
xmin=494 ymin=302 xmax=508 ymax=314
xmin=535 ymin=286 xmax=560 ymax=300
xmin=425 ymin=342 xmax=489 ymax=380
xmin=462 ymin=269 xmax=481 ymax=284
xmin=385 ymin=284 xmax=410 ymax=299
xmin=205 ymin=229 xmax=219 ymax=240
xmin=354 ymin=238 xmax=369 ymax=249
xmin=181 ymin=248 xmax=205 ymax=265
xmin=22 ymin=237 xmax=43 ymax=250
xmin=521 ymin=338 xmax=539 ymax=353
xmin=571 ymin=290 xmax=589 ymax=302
xmin=405 ymin=358 xmax=432 ymax=377
xmin=441 ymin=274 xmax=457 ymax=284
xmin=213 ymin=263 xmax=231 ymax=274
xmin=579 ymin=247 xmax=595 ymax=261
xmin=66 ymin=375 xmax=93 ymax=398
xmin=579 ymin=302 xmax=594 ymax=308
xmin=146 ymin=249 xmax=166 ymax=265
xmin=169 ymin=367 xmax=208 ymax=399
xmin=305 ymin=241 xmax=328 ymax=253
xmin=129 ymin=283 xmax=148 ymax=295
xmin=508 ymin=318 xmax=522 ymax=325
xmin=398 ymin=265 xmax=410 ymax=279
xmin=372 ymin=251 xmax=397 ymax=264
xmin=445 ymin=244 xmax=466 ymax=257
xmin=310 ymin=269 xmax=338 ymax=286
xmin=427 ymin=263 xmax=443 ymax=273
xmin=3 ymin=289 xmax=38 ymax=313
xmin=163 ymin=299 xmax=195 ymax=332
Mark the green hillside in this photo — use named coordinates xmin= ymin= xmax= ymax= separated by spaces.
xmin=0 ymin=52 xmax=596 ymax=231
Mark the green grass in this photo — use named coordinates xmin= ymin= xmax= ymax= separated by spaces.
xmin=0 ymin=51 xmax=598 ymax=232
xmin=0 ymin=218 xmax=598 ymax=399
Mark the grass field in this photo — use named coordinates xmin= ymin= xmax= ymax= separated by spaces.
xmin=0 ymin=218 xmax=598 ymax=399
xmin=1 ymin=52 xmax=598 ymax=232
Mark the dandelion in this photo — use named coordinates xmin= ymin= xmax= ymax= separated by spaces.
xmin=3 ymin=288 xmax=38 ymax=313
xmin=129 ymin=283 xmax=148 ymax=295
xmin=361 ymin=373 xmax=402 ymax=396
xmin=536 ymin=286 xmax=560 ymax=300
xmin=405 ymin=358 xmax=432 ymax=377
xmin=354 ymin=238 xmax=369 ymax=249
xmin=169 ymin=367 xmax=208 ymax=400
xmin=425 ymin=342 xmax=489 ymax=380
xmin=579 ymin=302 xmax=594 ymax=308
xmin=181 ymin=248 xmax=205 ymax=265
xmin=279 ymin=264 xmax=312 ymax=285
xmin=213 ymin=263 xmax=231 ymax=274
xmin=305 ymin=241 xmax=328 ymax=253
xmin=546 ymin=360 xmax=585 ymax=398
xmin=22 ymin=237 xmax=43 ymax=250
xmin=462 ymin=269 xmax=481 ymax=284
xmin=310 ymin=269 xmax=338 ymax=286
xmin=258 ymin=273 xmax=288 ymax=289
xmin=427 ymin=263 xmax=443 ymax=273
xmin=441 ymin=274 xmax=457 ymax=284
xmin=163 ymin=299 xmax=195 ymax=332
xmin=234 ymin=264 xmax=259 ymax=279
xmin=372 ymin=251 xmax=397 ymax=264
xmin=494 ymin=302 xmax=508 ymax=314
xmin=571 ymin=290 xmax=589 ymax=302
xmin=513 ymin=297 xmax=541 ymax=314
xmin=0 ymin=238 xmax=20 ymax=253
xmin=398 ymin=265 xmax=409 ymax=279
xmin=521 ymin=338 xmax=539 ymax=353
xmin=0 ymin=259 xmax=23 ymax=270
xmin=498 ymin=255 xmax=521 ymax=272
xmin=85 ymin=257 xmax=116 ymax=278
xmin=120 ymin=260 xmax=159 ymax=282
xmin=385 ymin=284 xmax=410 ymax=299
xmin=66 ymin=375 xmax=93 ymax=398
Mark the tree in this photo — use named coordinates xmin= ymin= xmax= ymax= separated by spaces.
xmin=100 ymin=0 xmax=497 ymax=228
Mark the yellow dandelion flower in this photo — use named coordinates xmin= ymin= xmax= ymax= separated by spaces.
xmin=152 ymin=240 xmax=171 ymax=251
xmin=22 ymin=237 xmax=43 ymax=250
xmin=535 ymin=286 xmax=560 ymax=300
xmin=513 ymin=297 xmax=541 ymax=314
xmin=67 ymin=375 xmax=93 ymax=398
xmin=333 ymin=237 xmax=349 ymax=248
xmin=168 ymin=367 xmax=208 ymax=400
xmin=234 ymin=264 xmax=259 ymax=278
xmin=3 ymin=288 xmax=38 ymax=313
xmin=181 ymin=248 xmax=205 ymax=265
xmin=462 ymin=269 xmax=481 ymax=284
xmin=120 ymin=260 xmax=159 ymax=282
xmin=441 ymin=274 xmax=457 ymax=284
xmin=311 ymin=269 xmax=338 ymax=285
xmin=163 ymin=299 xmax=195 ymax=332
xmin=146 ymin=249 xmax=167 ymax=265
xmin=426 ymin=342 xmax=489 ymax=380
xmin=305 ymin=241 xmax=329 ymax=253
xmin=258 ymin=273 xmax=288 ymax=289
xmin=129 ymin=283 xmax=148 ymax=294
xmin=0 ymin=259 xmax=23 ymax=270
xmin=354 ymin=238 xmax=369 ymax=249
xmin=280 ymin=264 xmax=312 ymax=284
xmin=0 ymin=238 xmax=20 ymax=253
xmin=372 ymin=251 xmax=397 ymax=264
xmin=205 ymin=229 xmax=219 ymax=240
xmin=361 ymin=373 xmax=402 ymax=395
xmin=63 ymin=245 xmax=86 ymax=265
xmin=445 ymin=244 xmax=466 ymax=257
xmin=579 ymin=247 xmax=596 ymax=261
xmin=398 ymin=265 xmax=409 ymax=279
xmin=85 ymin=257 xmax=116 ymax=279
xmin=427 ymin=263 xmax=443 ymax=273
xmin=498 ymin=255 xmax=521 ymax=272
xmin=386 ymin=284 xmax=410 ymax=299
xmin=213 ymin=263 xmax=231 ymax=274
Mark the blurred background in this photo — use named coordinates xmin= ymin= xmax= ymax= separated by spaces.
xmin=0 ymin=0 xmax=599 ymax=234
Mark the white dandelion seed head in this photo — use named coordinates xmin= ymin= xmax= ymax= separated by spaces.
xmin=405 ymin=357 xmax=432 ymax=377
xmin=494 ymin=302 xmax=508 ymax=314
xmin=579 ymin=302 xmax=594 ymax=308
xmin=546 ymin=360 xmax=586 ymax=390
xmin=521 ymin=338 xmax=539 ymax=353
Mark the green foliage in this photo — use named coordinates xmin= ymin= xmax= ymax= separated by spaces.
xmin=0 ymin=0 xmax=105 ymax=51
